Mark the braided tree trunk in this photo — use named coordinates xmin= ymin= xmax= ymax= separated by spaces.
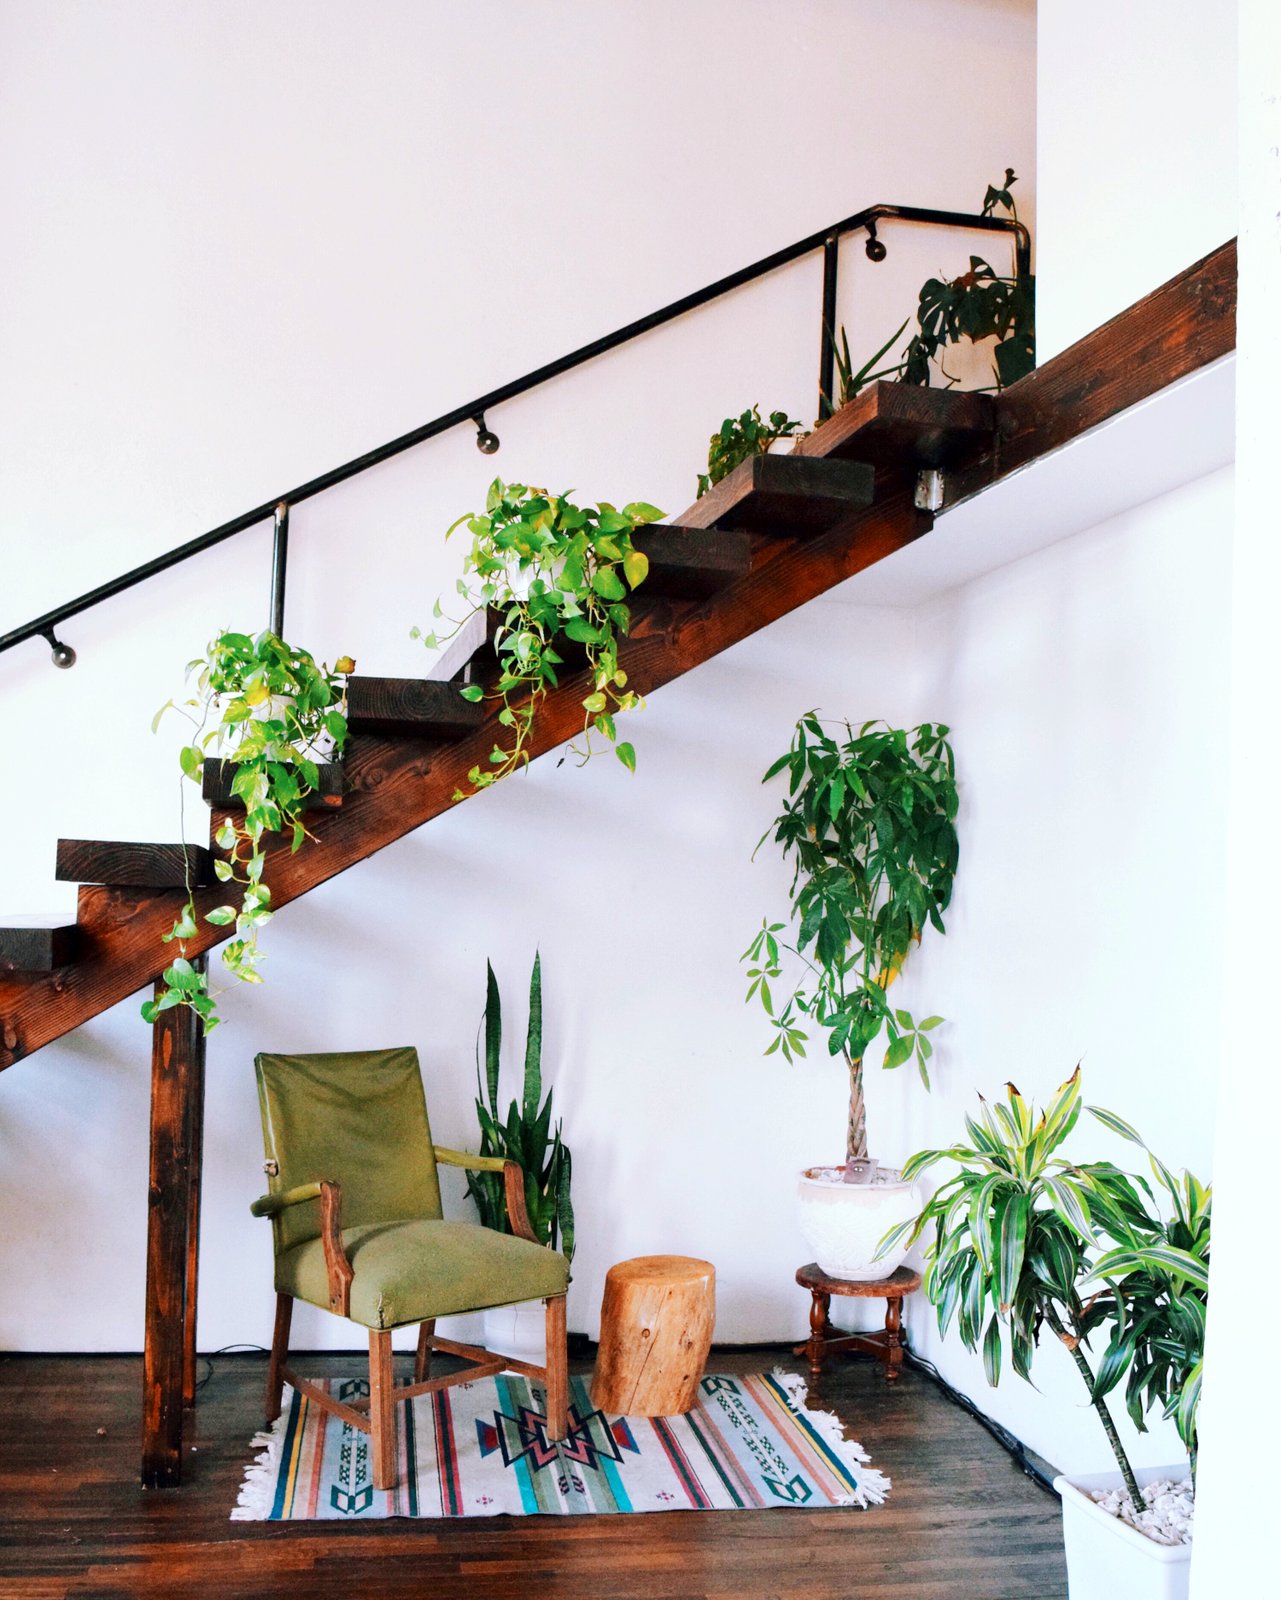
xmin=845 ymin=1055 xmax=868 ymax=1164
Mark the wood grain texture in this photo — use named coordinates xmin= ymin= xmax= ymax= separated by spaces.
xmin=345 ymin=676 xmax=485 ymax=738
xmin=201 ymin=760 xmax=345 ymax=810
xmin=0 ymin=921 xmax=79 ymax=974
xmin=591 ymin=1255 xmax=716 ymax=1416
xmin=55 ymin=840 xmax=215 ymax=889
xmin=0 ymin=239 xmax=1237 ymax=1071
xmin=0 ymin=1348 xmax=1069 ymax=1598
xmin=632 ymin=524 xmax=752 ymax=598
xmin=140 ymin=966 xmax=206 ymax=1489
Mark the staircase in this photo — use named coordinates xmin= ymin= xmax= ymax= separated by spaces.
xmin=0 ymin=235 xmax=1237 ymax=1489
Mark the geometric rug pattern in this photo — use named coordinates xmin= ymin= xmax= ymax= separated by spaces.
xmin=232 ymin=1369 xmax=890 ymax=1520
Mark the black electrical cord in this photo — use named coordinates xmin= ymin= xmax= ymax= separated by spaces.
xmin=193 ymin=1342 xmax=270 ymax=1393
xmin=904 ymin=1345 xmax=1060 ymax=1498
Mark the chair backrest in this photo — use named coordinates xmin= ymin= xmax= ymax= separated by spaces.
xmin=254 ymin=1046 xmax=443 ymax=1254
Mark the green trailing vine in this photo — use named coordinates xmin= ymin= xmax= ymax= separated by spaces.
xmin=416 ymin=479 xmax=662 ymax=795
xmin=145 ymin=629 xmax=353 ymax=1030
xmin=697 ymin=406 xmax=805 ymax=499
xmin=834 ymin=170 xmax=1035 ymax=404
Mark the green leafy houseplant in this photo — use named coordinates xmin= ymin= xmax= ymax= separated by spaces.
xmin=145 ymin=629 xmax=353 ymax=1030
xmin=696 ymin=406 xmax=806 ymax=499
xmin=417 ymin=480 xmax=662 ymax=794
xmin=836 ymin=170 xmax=1035 ymax=404
xmin=743 ymin=717 xmax=959 ymax=1164
xmin=883 ymin=1071 xmax=1211 ymax=1513
xmin=468 ymin=953 xmax=574 ymax=1261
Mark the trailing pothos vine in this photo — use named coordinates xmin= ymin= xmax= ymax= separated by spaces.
xmin=416 ymin=479 xmax=663 ymax=796
xmin=145 ymin=629 xmax=353 ymax=1030
xmin=696 ymin=406 xmax=805 ymax=498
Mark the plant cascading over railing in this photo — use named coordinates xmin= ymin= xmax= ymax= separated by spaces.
xmin=146 ymin=629 xmax=353 ymax=1029
xmin=415 ymin=479 xmax=663 ymax=794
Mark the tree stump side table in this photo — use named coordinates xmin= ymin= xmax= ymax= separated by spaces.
xmin=590 ymin=1255 xmax=716 ymax=1416
xmin=794 ymin=1262 xmax=921 ymax=1382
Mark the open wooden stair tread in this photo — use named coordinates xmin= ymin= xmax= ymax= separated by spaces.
xmin=56 ymin=840 xmax=215 ymax=889
xmin=201 ymin=759 xmax=346 ymax=810
xmin=0 ymin=918 xmax=81 ymax=974
xmin=801 ymin=384 xmax=995 ymax=471
xmin=346 ymin=676 xmax=486 ymax=738
xmin=685 ymin=453 xmax=875 ymax=536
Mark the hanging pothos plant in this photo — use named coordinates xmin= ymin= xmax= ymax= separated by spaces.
xmin=416 ymin=479 xmax=662 ymax=797
xmin=742 ymin=716 xmax=959 ymax=1166
xmin=835 ymin=169 xmax=1035 ymax=405
xmin=145 ymin=628 xmax=353 ymax=1030
xmin=696 ymin=406 xmax=806 ymax=499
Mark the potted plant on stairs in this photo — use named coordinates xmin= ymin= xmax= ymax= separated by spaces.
xmin=467 ymin=952 xmax=575 ymax=1362
xmin=742 ymin=715 xmax=959 ymax=1279
xmin=883 ymin=1071 xmax=1207 ymax=1599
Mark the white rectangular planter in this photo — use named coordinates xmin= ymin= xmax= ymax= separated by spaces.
xmin=1054 ymin=1463 xmax=1192 ymax=1600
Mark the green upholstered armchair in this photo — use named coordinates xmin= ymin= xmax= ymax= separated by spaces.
xmin=251 ymin=1046 xmax=570 ymax=1489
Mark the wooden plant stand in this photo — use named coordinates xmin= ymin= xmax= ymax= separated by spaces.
xmin=794 ymin=1262 xmax=921 ymax=1383
xmin=591 ymin=1255 xmax=716 ymax=1416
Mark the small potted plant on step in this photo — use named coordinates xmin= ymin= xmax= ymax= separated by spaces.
xmin=883 ymin=1071 xmax=1207 ymax=1599
xmin=743 ymin=715 xmax=959 ymax=1279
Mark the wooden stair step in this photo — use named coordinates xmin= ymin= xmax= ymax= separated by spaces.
xmin=633 ymin=525 xmax=751 ymax=598
xmin=55 ymin=839 xmax=214 ymax=888
xmin=201 ymin=760 xmax=345 ymax=810
xmin=0 ymin=918 xmax=80 ymax=974
xmin=346 ymin=675 xmax=485 ymax=739
xmin=803 ymin=384 xmax=995 ymax=471
xmin=691 ymin=453 xmax=875 ymax=538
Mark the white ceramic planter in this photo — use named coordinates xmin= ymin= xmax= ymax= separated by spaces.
xmin=482 ymin=1299 xmax=547 ymax=1364
xmin=1054 ymin=1464 xmax=1192 ymax=1600
xmin=795 ymin=1165 xmax=920 ymax=1281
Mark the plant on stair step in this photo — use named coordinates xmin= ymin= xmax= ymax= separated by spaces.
xmin=882 ymin=1070 xmax=1211 ymax=1531
xmin=743 ymin=716 xmax=958 ymax=1167
xmin=838 ymin=170 xmax=1035 ymax=402
xmin=467 ymin=952 xmax=575 ymax=1261
xmin=144 ymin=628 xmax=354 ymax=1030
xmin=417 ymin=479 xmax=662 ymax=793
xmin=696 ymin=406 xmax=806 ymax=499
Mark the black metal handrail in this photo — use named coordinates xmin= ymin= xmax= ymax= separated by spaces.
xmin=3 ymin=201 xmax=1029 ymax=668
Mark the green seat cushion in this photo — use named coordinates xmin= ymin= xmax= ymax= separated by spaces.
xmin=276 ymin=1218 xmax=569 ymax=1330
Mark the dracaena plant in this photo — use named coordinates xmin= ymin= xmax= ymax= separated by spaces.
xmin=840 ymin=171 xmax=1035 ymax=402
xmin=884 ymin=1071 xmax=1210 ymax=1513
xmin=145 ymin=629 xmax=353 ymax=1030
xmin=697 ymin=406 xmax=805 ymax=499
xmin=416 ymin=480 xmax=662 ymax=795
xmin=1076 ymin=1112 xmax=1210 ymax=1482
xmin=468 ymin=953 xmax=574 ymax=1261
xmin=742 ymin=717 xmax=958 ymax=1165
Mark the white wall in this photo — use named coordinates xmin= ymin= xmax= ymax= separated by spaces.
xmin=1036 ymin=0 xmax=1237 ymax=359
xmin=0 ymin=0 xmax=1037 ymax=1352
xmin=850 ymin=467 xmax=1231 ymax=1473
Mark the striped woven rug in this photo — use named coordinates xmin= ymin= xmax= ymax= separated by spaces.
xmin=232 ymin=1369 xmax=889 ymax=1520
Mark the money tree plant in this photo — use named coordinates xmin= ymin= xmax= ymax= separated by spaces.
xmin=882 ymin=1071 xmax=1211 ymax=1512
xmin=743 ymin=716 xmax=959 ymax=1167
xmin=417 ymin=480 xmax=662 ymax=794
xmin=147 ymin=628 xmax=353 ymax=1030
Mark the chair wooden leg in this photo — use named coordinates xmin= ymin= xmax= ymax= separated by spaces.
xmin=265 ymin=1293 xmax=293 ymax=1423
xmin=414 ymin=1319 xmax=435 ymax=1384
xmin=369 ymin=1329 xmax=396 ymax=1491
xmin=544 ymin=1295 xmax=568 ymax=1441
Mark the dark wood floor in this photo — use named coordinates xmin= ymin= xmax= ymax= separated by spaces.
xmin=0 ymin=1347 xmax=1066 ymax=1600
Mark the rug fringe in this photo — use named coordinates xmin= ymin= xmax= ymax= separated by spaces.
xmin=770 ymin=1367 xmax=892 ymax=1508
xmin=230 ymin=1387 xmax=295 ymax=1521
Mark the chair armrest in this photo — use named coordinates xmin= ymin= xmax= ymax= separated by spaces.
xmin=249 ymin=1178 xmax=353 ymax=1317
xmin=433 ymin=1146 xmax=539 ymax=1246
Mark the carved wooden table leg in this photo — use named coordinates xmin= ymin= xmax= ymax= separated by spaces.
xmin=805 ymin=1288 xmax=832 ymax=1375
xmin=884 ymin=1291 xmax=905 ymax=1380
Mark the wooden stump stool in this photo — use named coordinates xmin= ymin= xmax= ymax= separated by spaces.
xmin=795 ymin=1262 xmax=921 ymax=1382
xmin=590 ymin=1255 xmax=716 ymax=1416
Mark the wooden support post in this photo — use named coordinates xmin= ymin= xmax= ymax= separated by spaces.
xmin=181 ymin=1012 xmax=207 ymax=1410
xmin=140 ymin=962 xmax=206 ymax=1488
